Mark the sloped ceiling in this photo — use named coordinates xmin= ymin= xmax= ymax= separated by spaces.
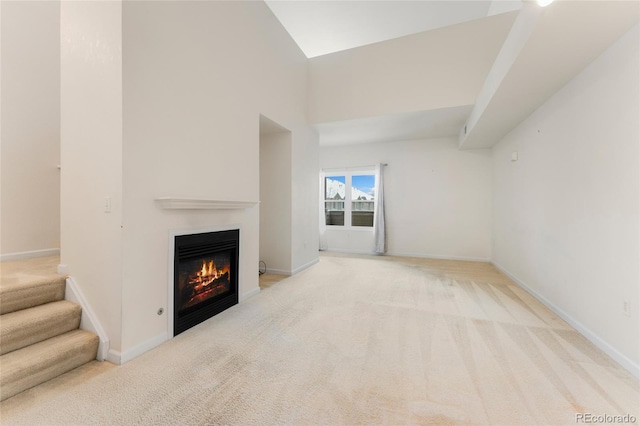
xmin=265 ymin=0 xmax=504 ymax=58
xmin=266 ymin=0 xmax=639 ymax=148
xmin=460 ymin=0 xmax=640 ymax=149
xmin=317 ymin=106 xmax=473 ymax=146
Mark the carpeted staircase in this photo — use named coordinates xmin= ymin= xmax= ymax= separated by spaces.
xmin=0 ymin=274 xmax=99 ymax=401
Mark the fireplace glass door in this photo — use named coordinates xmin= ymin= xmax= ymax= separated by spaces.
xmin=174 ymin=229 xmax=239 ymax=335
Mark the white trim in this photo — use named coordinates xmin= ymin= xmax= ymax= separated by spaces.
xmin=0 ymin=248 xmax=60 ymax=262
xmin=121 ymin=333 xmax=169 ymax=364
xmin=240 ymin=287 xmax=260 ymax=302
xmin=109 ymin=332 xmax=169 ymax=365
xmin=323 ymin=171 xmax=376 ymax=230
xmin=386 ymin=251 xmax=491 ymax=262
xmin=292 ymin=257 xmax=320 ymax=275
xmin=263 ymin=261 xmax=322 ymax=276
xmin=325 ymin=225 xmax=374 ymax=232
xmin=322 ymin=164 xmax=386 ymax=172
xmin=155 ymin=197 xmax=258 ymax=210
xmin=65 ymin=277 xmax=110 ymax=361
xmin=492 ymin=260 xmax=640 ymax=379
xmin=321 ymin=248 xmax=374 ymax=255
xmin=106 ymin=349 xmax=121 ymax=365
xmin=57 ymin=264 xmax=69 ymax=275
xmin=167 ymin=224 xmax=242 ymax=339
xmin=265 ymin=268 xmax=292 ymax=276
xmin=324 ymin=249 xmax=491 ymax=263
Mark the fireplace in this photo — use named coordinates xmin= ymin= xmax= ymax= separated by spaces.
xmin=173 ymin=229 xmax=239 ymax=335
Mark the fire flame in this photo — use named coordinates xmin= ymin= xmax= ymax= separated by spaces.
xmin=195 ymin=260 xmax=219 ymax=284
xmin=180 ymin=258 xmax=231 ymax=310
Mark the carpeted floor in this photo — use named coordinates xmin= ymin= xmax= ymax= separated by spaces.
xmin=259 ymin=272 xmax=288 ymax=290
xmin=0 ymin=255 xmax=62 ymax=288
xmin=1 ymin=252 xmax=638 ymax=425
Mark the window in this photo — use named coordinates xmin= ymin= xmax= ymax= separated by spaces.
xmin=324 ymin=172 xmax=375 ymax=228
xmin=324 ymin=175 xmax=345 ymax=225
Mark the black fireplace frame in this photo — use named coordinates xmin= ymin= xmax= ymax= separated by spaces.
xmin=173 ymin=229 xmax=239 ymax=336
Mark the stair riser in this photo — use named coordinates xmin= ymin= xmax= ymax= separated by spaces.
xmin=0 ymin=278 xmax=66 ymax=314
xmin=0 ymin=331 xmax=99 ymax=401
xmin=1 ymin=303 xmax=82 ymax=355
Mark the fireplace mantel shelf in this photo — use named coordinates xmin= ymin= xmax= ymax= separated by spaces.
xmin=155 ymin=197 xmax=258 ymax=210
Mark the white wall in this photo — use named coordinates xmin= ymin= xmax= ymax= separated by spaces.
xmin=120 ymin=1 xmax=318 ymax=356
xmin=492 ymin=25 xmax=639 ymax=373
xmin=320 ymin=138 xmax=492 ymax=260
xmin=1 ymin=1 xmax=60 ymax=257
xmin=291 ymin=126 xmax=320 ymax=274
xmin=260 ymin=129 xmax=292 ymax=275
xmin=60 ymin=1 xmax=123 ymax=351
xmin=309 ymin=12 xmax=515 ymax=125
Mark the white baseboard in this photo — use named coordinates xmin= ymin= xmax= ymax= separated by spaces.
xmin=65 ymin=277 xmax=110 ymax=361
xmin=0 ymin=248 xmax=60 ymax=262
xmin=323 ymin=249 xmax=490 ymax=263
xmin=106 ymin=349 xmax=122 ymax=365
xmin=265 ymin=268 xmax=291 ymax=276
xmin=492 ymin=260 xmax=640 ymax=379
xmin=383 ymin=251 xmax=491 ymax=262
xmin=109 ymin=332 xmax=169 ymax=365
xmin=291 ymin=257 xmax=320 ymax=275
xmin=262 ymin=258 xmax=319 ymax=277
xmin=241 ymin=287 xmax=260 ymax=302
xmin=321 ymin=248 xmax=373 ymax=255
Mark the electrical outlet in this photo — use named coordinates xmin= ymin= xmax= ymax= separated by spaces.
xmin=623 ymin=300 xmax=631 ymax=317
xmin=104 ymin=197 xmax=112 ymax=213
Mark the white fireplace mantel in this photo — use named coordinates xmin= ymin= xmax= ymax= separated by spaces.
xmin=155 ymin=197 xmax=258 ymax=210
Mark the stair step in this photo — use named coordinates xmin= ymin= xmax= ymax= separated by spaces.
xmin=0 ymin=300 xmax=82 ymax=355
xmin=0 ymin=329 xmax=98 ymax=401
xmin=0 ymin=275 xmax=66 ymax=315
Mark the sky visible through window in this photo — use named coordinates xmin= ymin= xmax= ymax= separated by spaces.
xmin=325 ymin=174 xmax=375 ymax=202
xmin=353 ymin=175 xmax=375 ymax=197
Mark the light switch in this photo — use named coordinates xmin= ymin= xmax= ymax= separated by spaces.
xmin=511 ymin=151 xmax=518 ymax=162
xmin=104 ymin=197 xmax=112 ymax=213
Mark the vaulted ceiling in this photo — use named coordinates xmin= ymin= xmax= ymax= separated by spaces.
xmin=265 ymin=0 xmax=521 ymax=58
xmin=266 ymin=0 xmax=639 ymax=148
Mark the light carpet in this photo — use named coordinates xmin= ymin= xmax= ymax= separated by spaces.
xmin=1 ymin=253 xmax=638 ymax=425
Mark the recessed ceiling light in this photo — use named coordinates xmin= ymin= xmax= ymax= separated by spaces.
xmin=537 ymin=0 xmax=554 ymax=7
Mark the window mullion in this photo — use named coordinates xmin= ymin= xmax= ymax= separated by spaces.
xmin=345 ymin=174 xmax=352 ymax=227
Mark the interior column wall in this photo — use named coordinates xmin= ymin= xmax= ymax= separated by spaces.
xmin=259 ymin=127 xmax=292 ymax=275
xmin=60 ymin=0 xmax=123 ymax=352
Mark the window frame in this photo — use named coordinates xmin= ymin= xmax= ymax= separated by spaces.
xmin=323 ymin=170 xmax=376 ymax=230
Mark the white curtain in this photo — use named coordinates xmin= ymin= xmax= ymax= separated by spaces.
xmin=319 ymin=172 xmax=328 ymax=251
xmin=373 ymin=163 xmax=387 ymax=254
